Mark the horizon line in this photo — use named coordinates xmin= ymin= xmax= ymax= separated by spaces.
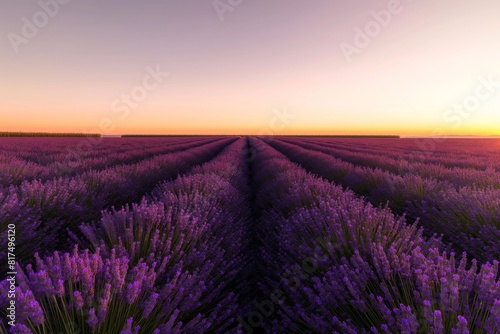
xmin=1 ymin=131 xmax=500 ymax=138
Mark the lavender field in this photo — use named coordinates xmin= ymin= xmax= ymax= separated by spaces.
xmin=1 ymin=137 xmax=500 ymax=333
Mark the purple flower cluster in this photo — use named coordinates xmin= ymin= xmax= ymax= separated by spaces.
xmin=270 ymin=138 xmax=500 ymax=263
xmin=249 ymin=137 xmax=500 ymax=333
xmin=0 ymin=138 xmax=234 ymax=265
xmin=298 ymin=137 xmax=500 ymax=171
xmin=0 ymin=138 xmax=253 ymax=333
xmin=0 ymin=137 xmax=220 ymax=186
xmin=282 ymin=137 xmax=500 ymax=189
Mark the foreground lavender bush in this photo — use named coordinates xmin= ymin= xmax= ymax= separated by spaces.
xmin=0 ymin=138 xmax=233 ymax=266
xmin=0 ymin=246 xmax=212 ymax=333
xmin=249 ymin=138 xmax=500 ymax=333
xmin=0 ymin=139 xmax=253 ymax=333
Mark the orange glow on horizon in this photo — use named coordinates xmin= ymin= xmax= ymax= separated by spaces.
xmin=2 ymin=1 xmax=499 ymax=136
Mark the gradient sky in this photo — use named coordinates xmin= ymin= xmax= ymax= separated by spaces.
xmin=1 ymin=0 xmax=499 ymax=135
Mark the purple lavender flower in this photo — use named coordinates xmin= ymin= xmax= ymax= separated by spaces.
xmin=73 ymin=290 xmax=84 ymax=310
xmin=88 ymin=308 xmax=98 ymax=329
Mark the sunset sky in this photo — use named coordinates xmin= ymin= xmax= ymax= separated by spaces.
xmin=1 ymin=0 xmax=499 ymax=136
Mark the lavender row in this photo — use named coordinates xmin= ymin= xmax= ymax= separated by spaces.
xmin=298 ymin=137 xmax=500 ymax=171
xmin=269 ymin=139 xmax=500 ymax=264
xmin=303 ymin=137 xmax=498 ymax=160
xmin=0 ymin=137 xmax=211 ymax=164
xmin=0 ymin=139 xmax=253 ymax=333
xmin=249 ymin=138 xmax=500 ymax=333
xmin=281 ymin=138 xmax=500 ymax=189
xmin=0 ymin=137 xmax=192 ymax=167
xmin=0 ymin=138 xmax=234 ymax=266
xmin=40 ymin=137 xmax=218 ymax=181
xmin=0 ymin=137 xmax=220 ymax=186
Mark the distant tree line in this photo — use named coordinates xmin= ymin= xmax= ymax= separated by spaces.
xmin=0 ymin=132 xmax=101 ymax=137
xmin=122 ymin=134 xmax=401 ymax=138
xmin=122 ymin=134 xmax=226 ymax=137
xmin=290 ymin=135 xmax=401 ymax=138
